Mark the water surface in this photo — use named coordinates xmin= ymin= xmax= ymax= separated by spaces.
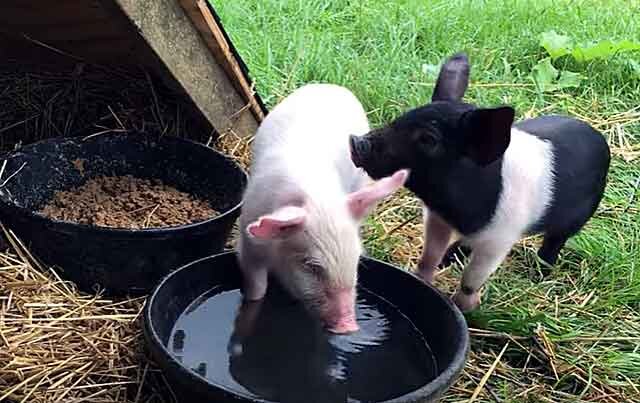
xmin=169 ymin=286 xmax=437 ymax=402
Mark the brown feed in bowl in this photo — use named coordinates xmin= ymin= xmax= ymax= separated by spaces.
xmin=38 ymin=175 xmax=218 ymax=229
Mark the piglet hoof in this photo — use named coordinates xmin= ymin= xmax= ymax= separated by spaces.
xmin=227 ymin=335 xmax=244 ymax=357
xmin=327 ymin=321 xmax=359 ymax=335
xmin=453 ymin=288 xmax=481 ymax=312
xmin=537 ymin=259 xmax=555 ymax=278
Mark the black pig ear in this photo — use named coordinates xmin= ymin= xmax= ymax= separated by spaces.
xmin=461 ymin=106 xmax=515 ymax=166
xmin=432 ymin=52 xmax=470 ymax=102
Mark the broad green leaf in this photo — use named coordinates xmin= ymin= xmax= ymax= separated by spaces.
xmin=529 ymin=58 xmax=581 ymax=92
xmin=615 ymin=39 xmax=640 ymax=53
xmin=539 ymin=30 xmax=573 ymax=60
xmin=571 ymin=39 xmax=640 ymax=62
xmin=539 ymin=30 xmax=640 ymax=62
xmin=556 ymin=70 xmax=582 ymax=89
xmin=530 ymin=58 xmax=558 ymax=92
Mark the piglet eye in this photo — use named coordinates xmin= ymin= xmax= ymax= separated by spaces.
xmin=420 ymin=133 xmax=438 ymax=148
xmin=308 ymin=264 xmax=324 ymax=276
xmin=303 ymin=259 xmax=325 ymax=277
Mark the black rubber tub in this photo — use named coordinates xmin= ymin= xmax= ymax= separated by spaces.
xmin=144 ymin=252 xmax=469 ymax=403
xmin=0 ymin=134 xmax=247 ymax=296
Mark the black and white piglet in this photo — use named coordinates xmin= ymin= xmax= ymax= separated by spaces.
xmin=350 ymin=52 xmax=611 ymax=311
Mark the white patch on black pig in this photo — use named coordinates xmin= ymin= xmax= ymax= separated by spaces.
xmin=452 ymin=128 xmax=555 ymax=309
xmin=350 ymin=53 xmax=610 ymax=312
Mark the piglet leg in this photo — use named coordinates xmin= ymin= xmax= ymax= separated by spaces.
xmin=243 ymin=268 xmax=268 ymax=301
xmin=537 ymin=233 xmax=569 ymax=268
xmin=453 ymin=241 xmax=512 ymax=312
xmin=227 ymin=298 xmax=264 ymax=357
xmin=237 ymin=236 xmax=269 ymax=301
xmin=418 ymin=207 xmax=454 ymax=284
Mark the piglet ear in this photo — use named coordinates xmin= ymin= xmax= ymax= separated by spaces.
xmin=432 ymin=52 xmax=470 ymax=102
xmin=247 ymin=206 xmax=307 ymax=240
xmin=461 ymin=106 xmax=515 ymax=166
xmin=347 ymin=169 xmax=409 ymax=221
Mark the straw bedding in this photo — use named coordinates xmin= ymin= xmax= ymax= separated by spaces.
xmin=0 ymin=60 xmax=212 ymax=153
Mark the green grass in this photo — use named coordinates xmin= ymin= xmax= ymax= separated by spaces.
xmin=211 ymin=0 xmax=640 ymax=401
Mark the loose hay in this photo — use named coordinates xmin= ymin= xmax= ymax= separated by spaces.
xmin=213 ymin=130 xmax=253 ymax=172
xmin=0 ymin=227 xmax=174 ymax=403
xmin=0 ymin=60 xmax=212 ymax=153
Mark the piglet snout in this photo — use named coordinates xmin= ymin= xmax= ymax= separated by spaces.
xmin=328 ymin=318 xmax=359 ymax=334
xmin=323 ymin=287 xmax=359 ymax=334
xmin=349 ymin=135 xmax=369 ymax=168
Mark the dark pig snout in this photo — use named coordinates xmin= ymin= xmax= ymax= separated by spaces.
xmin=349 ymin=135 xmax=370 ymax=168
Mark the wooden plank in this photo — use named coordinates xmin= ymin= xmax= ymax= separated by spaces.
xmin=0 ymin=0 xmax=261 ymax=139
xmin=177 ymin=0 xmax=265 ymax=123
xmin=204 ymin=3 xmax=269 ymax=117
xmin=197 ymin=0 xmax=265 ymax=122
xmin=111 ymin=0 xmax=259 ymax=138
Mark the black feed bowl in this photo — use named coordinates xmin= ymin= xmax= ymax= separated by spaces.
xmin=144 ymin=252 xmax=469 ymax=403
xmin=0 ymin=134 xmax=247 ymax=296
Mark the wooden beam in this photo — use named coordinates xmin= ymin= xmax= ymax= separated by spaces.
xmin=178 ymin=0 xmax=265 ymax=123
xmin=111 ymin=0 xmax=259 ymax=138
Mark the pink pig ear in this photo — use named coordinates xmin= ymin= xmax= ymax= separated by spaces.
xmin=347 ymin=169 xmax=410 ymax=220
xmin=247 ymin=206 xmax=307 ymax=240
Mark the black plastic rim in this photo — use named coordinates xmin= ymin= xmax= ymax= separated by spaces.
xmin=144 ymin=251 xmax=470 ymax=403
xmin=0 ymin=135 xmax=247 ymax=237
xmin=0 ymin=135 xmax=248 ymax=295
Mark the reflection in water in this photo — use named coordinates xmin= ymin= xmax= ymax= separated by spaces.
xmin=169 ymin=285 xmax=437 ymax=403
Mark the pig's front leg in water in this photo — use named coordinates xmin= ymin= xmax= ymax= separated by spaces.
xmin=237 ymin=83 xmax=407 ymax=333
xmin=237 ymin=228 xmax=270 ymax=301
xmin=227 ymin=298 xmax=263 ymax=357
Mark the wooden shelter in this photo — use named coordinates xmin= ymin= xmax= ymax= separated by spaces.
xmin=0 ymin=0 xmax=268 ymax=141
xmin=0 ymin=2 xmax=265 ymax=399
